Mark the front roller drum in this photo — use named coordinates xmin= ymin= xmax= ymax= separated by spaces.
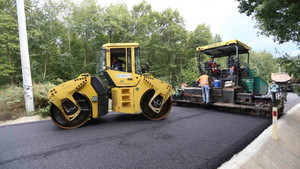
xmin=50 ymin=92 xmax=91 ymax=129
xmin=141 ymin=90 xmax=172 ymax=120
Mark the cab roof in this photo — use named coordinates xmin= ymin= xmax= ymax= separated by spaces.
xmin=196 ymin=39 xmax=250 ymax=57
xmin=102 ymin=43 xmax=139 ymax=48
xmin=271 ymin=73 xmax=291 ymax=83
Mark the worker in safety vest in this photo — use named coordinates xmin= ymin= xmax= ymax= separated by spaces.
xmin=197 ymin=72 xmax=212 ymax=104
xmin=270 ymin=81 xmax=279 ymax=106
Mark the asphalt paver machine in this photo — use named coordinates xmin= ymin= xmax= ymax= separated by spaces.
xmin=173 ymin=40 xmax=284 ymax=115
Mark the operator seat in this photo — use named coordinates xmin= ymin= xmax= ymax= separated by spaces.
xmin=227 ymin=57 xmax=236 ymax=68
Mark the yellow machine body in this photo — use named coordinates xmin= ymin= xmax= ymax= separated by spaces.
xmin=110 ymin=72 xmax=172 ymax=114
xmin=48 ymin=43 xmax=172 ymax=129
xmin=49 ymin=74 xmax=99 ymax=120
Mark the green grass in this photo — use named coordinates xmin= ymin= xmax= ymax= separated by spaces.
xmin=0 ymin=82 xmax=55 ymax=121
xmin=0 ymin=85 xmax=25 ymax=121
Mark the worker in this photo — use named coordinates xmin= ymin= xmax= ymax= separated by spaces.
xmin=197 ymin=72 xmax=211 ymax=104
xmin=209 ymin=57 xmax=215 ymax=64
xmin=282 ymin=88 xmax=287 ymax=101
xmin=270 ymin=81 xmax=279 ymax=106
xmin=181 ymin=82 xmax=187 ymax=89
xmin=111 ymin=56 xmax=125 ymax=71
xmin=209 ymin=57 xmax=219 ymax=73
xmin=229 ymin=65 xmax=235 ymax=80
xmin=230 ymin=65 xmax=235 ymax=75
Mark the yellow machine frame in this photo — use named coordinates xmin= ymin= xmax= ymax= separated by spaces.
xmin=102 ymin=43 xmax=172 ymax=114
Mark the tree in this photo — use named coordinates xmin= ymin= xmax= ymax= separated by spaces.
xmin=277 ymin=55 xmax=300 ymax=95
xmin=148 ymin=8 xmax=188 ymax=85
xmin=71 ymin=0 xmax=103 ymax=68
xmin=131 ymin=0 xmax=154 ymax=40
xmin=277 ymin=55 xmax=300 ymax=79
xmin=249 ymin=51 xmax=279 ymax=82
xmin=237 ymin=0 xmax=300 ymax=44
xmin=27 ymin=0 xmax=66 ymax=82
xmin=0 ymin=0 xmax=19 ymax=85
xmin=102 ymin=3 xmax=132 ymax=42
xmin=188 ymin=24 xmax=213 ymax=50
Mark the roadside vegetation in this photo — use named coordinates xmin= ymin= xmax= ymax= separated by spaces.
xmin=0 ymin=85 xmax=24 ymax=121
xmin=0 ymin=83 xmax=55 ymax=121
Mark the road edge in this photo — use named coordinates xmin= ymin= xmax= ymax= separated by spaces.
xmin=218 ymin=102 xmax=300 ymax=169
xmin=0 ymin=115 xmax=51 ymax=127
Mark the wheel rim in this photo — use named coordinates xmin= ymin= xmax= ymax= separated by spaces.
xmin=50 ymin=92 xmax=91 ymax=129
xmin=141 ymin=90 xmax=172 ymax=120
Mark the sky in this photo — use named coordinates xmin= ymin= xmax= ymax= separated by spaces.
xmin=91 ymin=0 xmax=299 ymax=57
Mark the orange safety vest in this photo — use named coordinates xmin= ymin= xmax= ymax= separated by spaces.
xmin=198 ymin=75 xmax=209 ymax=87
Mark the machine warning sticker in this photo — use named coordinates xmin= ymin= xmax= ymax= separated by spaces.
xmin=117 ymin=74 xmax=131 ymax=78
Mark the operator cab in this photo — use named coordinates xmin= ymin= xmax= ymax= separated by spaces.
xmin=97 ymin=43 xmax=142 ymax=87
xmin=197 ymin=39 xmax=251 ymax=87
xmin=110 ymin=48 xmax=127 ymax=72
xmin=97 ymin=43 xmax=141 ymax=74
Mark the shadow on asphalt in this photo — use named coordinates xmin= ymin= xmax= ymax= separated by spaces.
xmin=83 ymin=113 xmax=148 ymax=128
xmin=174 ymin=102 xmax=277 ymax=118
xmin=112 ymin=113 xmax=149 ymax=122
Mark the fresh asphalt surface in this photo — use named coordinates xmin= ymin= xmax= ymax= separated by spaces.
xmin=0 ymin=94 xmax=299 ymax=169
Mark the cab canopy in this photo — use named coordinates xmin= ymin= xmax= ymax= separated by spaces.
xmin=102 ymin=43 xmax=139 ymax=49
xmin=196 ymin=39 xmax=250 ymax=57
xmin=271 ymin=73 xmax=292 ymax=83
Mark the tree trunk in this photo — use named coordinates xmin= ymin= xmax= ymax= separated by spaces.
xmin=109 ymin=30 xmax=112 ymax=43
xmin=84 ymin=43 xmax=87 ymax=67
xmin=169 ymin=71 xmax=172 ymax=85
xmin=43 ymin=57 xmax=48 ymax=81
xmin=68 ymin=26 xmax=73 ymax=69
xmin=6 ymin=43 xmax=13 ymax=85
xmin=68 ymin=26 xmax=71 ymax=54
xmin=10 ymin=76 xmax=13 ymax=86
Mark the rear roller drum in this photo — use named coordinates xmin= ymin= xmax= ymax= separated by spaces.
xmin=141 ymin=90 xmax=172 ymax=120
xmin=50 ymin=92 xmax=91 ymax=129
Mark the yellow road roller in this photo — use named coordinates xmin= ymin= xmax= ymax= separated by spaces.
xmin=49 ymin=43 xmax=172 ymax=129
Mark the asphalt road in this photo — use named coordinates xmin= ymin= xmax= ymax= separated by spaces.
xmin=0 ymin=93 xmax=299 ymax=169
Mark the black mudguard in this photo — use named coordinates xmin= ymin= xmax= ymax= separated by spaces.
xmin=91 ymin=77 xmax=109 ymax=117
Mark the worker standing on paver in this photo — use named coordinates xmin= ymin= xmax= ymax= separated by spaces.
xmin=270 ymin=81 xmax=279 ymax=106
xmin=197 ymin=72 xmax=211 ymax=104
xmin=209 ymin=57 xmax=219 ymax=73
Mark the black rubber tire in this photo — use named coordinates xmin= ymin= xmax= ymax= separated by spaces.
xmin=141 ymin=90 xmax=172 ymax=120
xmin=50 ymin=92 xmax=91 ymax=129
